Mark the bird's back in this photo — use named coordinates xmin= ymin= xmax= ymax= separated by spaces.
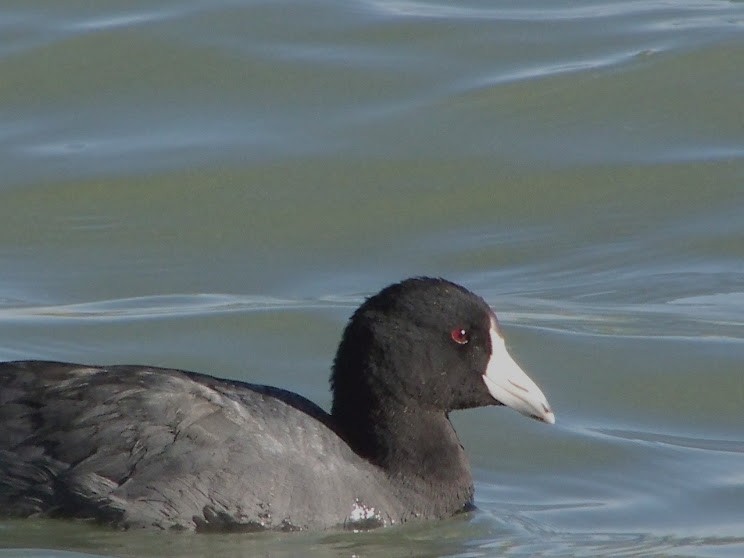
xmin=0 ymin=360 xmax=402 ymax=531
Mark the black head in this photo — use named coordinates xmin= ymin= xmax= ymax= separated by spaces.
xmin=330 ymin=277 xmax=553 ymax=462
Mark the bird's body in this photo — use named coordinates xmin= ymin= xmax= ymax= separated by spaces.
xmin=1 ymin=362 xmax=462 ymax=530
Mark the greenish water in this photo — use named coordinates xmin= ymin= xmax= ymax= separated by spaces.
xmin=1 ymin=1 xmax=743 ymax=556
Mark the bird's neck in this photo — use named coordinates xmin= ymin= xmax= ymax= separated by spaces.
xmin=332 ymin=398 xmax=474 ymax=505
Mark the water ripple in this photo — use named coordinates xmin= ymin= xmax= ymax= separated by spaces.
xmin=364 ymin=0 xmax=741 ymax=23
xmin=0 ymin=294 xmax=347 ymax=323
xmin=594 ymin=428 xmax=744 ymax=454
xmin=506 ymin=294 xmax=744 ymax=341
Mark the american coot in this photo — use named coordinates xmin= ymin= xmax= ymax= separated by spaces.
xmin=0 ymin=277 xmax=554 ymax=532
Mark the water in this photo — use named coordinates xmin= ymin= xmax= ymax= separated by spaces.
xmin=1 ymin=0 xmax=743 ymax=556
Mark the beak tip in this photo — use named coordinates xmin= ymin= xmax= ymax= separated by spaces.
xmin=539 ymin=403 xmax=556 ymax=425
xmin=541 ymin=410 xmax=556 ymax=425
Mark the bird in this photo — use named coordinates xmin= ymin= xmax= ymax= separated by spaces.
xmin=0 ymin=277 xmax=554 ymax=532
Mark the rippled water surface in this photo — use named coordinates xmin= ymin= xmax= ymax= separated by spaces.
xmin=1 ymin=1 xmax=744 ymax=556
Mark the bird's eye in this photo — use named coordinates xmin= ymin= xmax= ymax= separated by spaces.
xmin=450 ymin=328 xmax=469 ymax=345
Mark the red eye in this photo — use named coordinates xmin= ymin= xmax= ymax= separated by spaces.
xmin=450 ymin=328 xmax=469 ymax=345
